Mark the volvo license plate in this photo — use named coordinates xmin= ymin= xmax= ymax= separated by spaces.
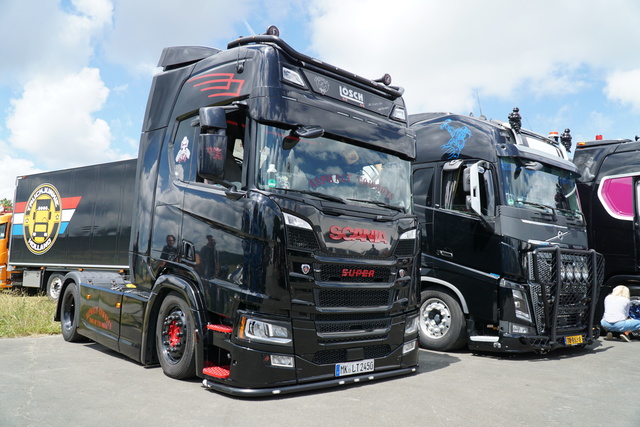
xmin=564 ymin=335 xmax=583 ymax=345
xmin=335 ymin=359 xmax=375 ymax=377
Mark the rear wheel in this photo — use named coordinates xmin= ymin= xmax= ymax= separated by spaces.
xmin=46 ymin=273 xmax=65 ymax=302
xmin=418 ymin=290 xmax=467 ymax=351
xmin=61 ymin=282 xmax=83 ymax=342
xmin=156 ymin=293 xmax=196 ymax=379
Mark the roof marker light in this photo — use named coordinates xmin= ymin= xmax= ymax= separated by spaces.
xmin=391 ymin=105 xmax=406 ymax=121
xmin=282 ymin=67 xmax=306 ymax=88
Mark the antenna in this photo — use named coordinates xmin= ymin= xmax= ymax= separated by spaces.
xmin=475 ymin=91 xmax=484 ymax=118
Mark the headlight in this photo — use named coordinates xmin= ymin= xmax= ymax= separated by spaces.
xmin=399 ymin=229 xmax=417 ymax=240
xmin=238 ymin=315 xmax=293 ymax=346
xmin=512 ymin=289 xmax=532 ymax=322
xmin=405 ymin=314 xmax=419 ymax=335
xmin=283 ymin=212 xmax=313 ymax=230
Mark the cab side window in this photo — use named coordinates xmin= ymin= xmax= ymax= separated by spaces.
xmin=195 ymin=110 xmax=246 ymax=187
xmin=171 ymin=118 xmax=197 ymax=182
xmin=441 ymin=161 xmax=468 ymax=212
xmin=413 ymin=167 xmax=434 ymax=208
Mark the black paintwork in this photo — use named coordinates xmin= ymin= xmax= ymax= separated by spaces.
xmin=411 ymin=113 xmax=601 ymax=352
xmin=574 ymin=139 xmax=640 ymax=311
xmin=53 ymin=31 xmax=419 ymax=395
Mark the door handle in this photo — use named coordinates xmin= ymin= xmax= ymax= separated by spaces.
xmin=437 ymin=249 xmax=453 ymax=258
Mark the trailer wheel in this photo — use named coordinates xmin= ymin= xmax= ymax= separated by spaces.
xmin=61 ymin=282 xmax=83 ymax=342
xmin=418 ymin=290 xmax=467 ymax=351
xmin=156 ymin=293 xmax=196 ymax=379
xmin=46 ymin=274 xmax=64 ymax=302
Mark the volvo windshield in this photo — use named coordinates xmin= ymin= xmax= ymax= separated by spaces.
xmin=255 ymin=123 xmax=411 ymax=210
xmin=500 ymin=157 xmax=581 ymax=216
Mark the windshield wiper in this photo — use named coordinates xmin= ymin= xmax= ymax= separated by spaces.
xmin=347 ymin=198 xmax=406 ymax=213
xmin=557 ymin=208 xmax=584 ymax=222
xmin=278 ymin=188 xmax=346 ymax=204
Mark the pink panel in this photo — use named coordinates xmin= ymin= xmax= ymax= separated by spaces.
xmin=601 ymin=176 xmax=633 ymax=218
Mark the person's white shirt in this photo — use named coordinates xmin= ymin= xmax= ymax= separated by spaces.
xmin=602 ymin=294 xmax=630 ymax=323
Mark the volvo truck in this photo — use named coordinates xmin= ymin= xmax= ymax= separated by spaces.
xmin=410 ymin=111 xmax=603 ymax=353
xmin=49 ymin=27 xmax=419 ymax=396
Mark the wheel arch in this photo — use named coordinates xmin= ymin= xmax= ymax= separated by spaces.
xmin=420 ymin=276 xmax=469 ymax=314
xmin=141 ymin=274 xmax=207 ymax=366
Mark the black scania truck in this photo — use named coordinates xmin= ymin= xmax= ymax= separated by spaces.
xmin=409 ymin=111 xmax=603 ymax=353
xmin=52 ymin=27 xmax=419 ymax=396
xmin=573 ymin=137 xmax=640 ymax=316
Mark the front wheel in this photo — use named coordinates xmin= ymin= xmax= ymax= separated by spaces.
xmin=418 ymin=290 xmax=467 ymax=351
xmin=46 ymin=273 xmax=65 ymax=302
xmin=156 ymin=293 xmax=196 ymax=379
xmin=61 ymin=282 xmax=83 ymax=342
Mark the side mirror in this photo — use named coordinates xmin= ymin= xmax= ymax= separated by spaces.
xmin=282 ymin=125 xmax=324 ymax=150
xmin=197 ymin=107 xmax=228 ymax=181
xmin=468 ymin=161 xmax=495 ymax=232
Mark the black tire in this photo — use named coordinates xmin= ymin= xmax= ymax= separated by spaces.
xmin=61 ymin=282 xmax=83 ymax=342
xmin=418 ymin=289 xmax=467 ymax=351
xmin=156 ymin=293 xmax=196 ymax=379
xmin=46 ymin=273 xmax=65 ymax=302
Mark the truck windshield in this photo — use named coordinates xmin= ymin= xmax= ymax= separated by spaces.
xmin=500 ymin=157 xmax=581 ymax=215
xmin=255 ymin=123 xmax=411 ymax=210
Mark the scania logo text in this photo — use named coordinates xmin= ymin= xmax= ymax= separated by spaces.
xmin=328 ymin=225 xmax=388 ymax=244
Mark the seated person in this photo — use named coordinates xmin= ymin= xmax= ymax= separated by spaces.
xmin=601 ymin=285 xmax=640 ymax=342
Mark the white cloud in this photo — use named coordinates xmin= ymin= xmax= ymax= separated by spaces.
xmin=0 ymin=0 xmax=113 ymax=85
xmin=7 ymin=68 xmax=116 ymax=169
xmin=307 ymin=0 xmax=640 ymax=114
xmin=604 ymin=69 xmax=640 ymax=112
xmin=104 ymin=0 xmax=258 ymax=75
xmin=0 ymin=138 xmax=40 ymax=200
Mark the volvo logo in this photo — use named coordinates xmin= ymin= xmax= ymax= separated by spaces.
xmin=546 ymin=230 xmax=570 ymax=242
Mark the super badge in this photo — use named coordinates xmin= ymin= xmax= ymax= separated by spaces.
xmin=22 ymin=184 xmax=62 ymax=254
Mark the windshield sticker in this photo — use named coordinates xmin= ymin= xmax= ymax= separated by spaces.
xmin=440 ymin=119 xmax=471 ymax=159
xmin=175 ymin=136 xmax=191 ymax=163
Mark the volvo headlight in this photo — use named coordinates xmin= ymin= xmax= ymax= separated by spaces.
xmin=512 ymin=289 xmax=532 ymax=322
xmin=238 ymin=315 xmax=293 ymax=346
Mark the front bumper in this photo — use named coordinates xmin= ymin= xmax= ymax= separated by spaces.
xmin=468 ymin=330 xmax=597 ymax=353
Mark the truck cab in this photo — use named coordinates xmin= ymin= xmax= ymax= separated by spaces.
xmin=0 ymin=210 xmax=12 ymax=289
xmin=410 ymin=112 xmax=603 ymax=353
xmin=55 ymin=27 xmax=420 ymax=396
xmin=573 ymin=137 xmax=640 ymax=314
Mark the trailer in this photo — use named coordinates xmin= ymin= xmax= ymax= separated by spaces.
xmin=2 ymin=160 xmax=135 ymax=300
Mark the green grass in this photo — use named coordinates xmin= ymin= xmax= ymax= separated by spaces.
xmin=0 ymin=290 xmax=60 ymax=338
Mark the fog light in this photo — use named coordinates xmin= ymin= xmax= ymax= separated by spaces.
xmin=270 ymin=354 xmax=295 ymax=368
xmin=402 ymin=339 xmax=417 ymax=355
xmin=510 ymin=323 xmax=535 ymax=334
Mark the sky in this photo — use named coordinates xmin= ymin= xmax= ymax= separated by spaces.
xmin=2 ymin=0 xmax=640 ymax=201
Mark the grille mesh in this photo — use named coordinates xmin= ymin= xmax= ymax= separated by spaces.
xmin=316 ymin=264 xmax=391 ymax=283
xmin=395 ymin=239 xmax=416 ymax=257
xmin=316 ymin=289 xmax=393 ymax=307
xmin=287 ymin=228 xmax=319 ymax=251
xmin=528 ymin=248 xmax=603 ymax=334
xmin=311 ymin=345 xmax=392 ymax=364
